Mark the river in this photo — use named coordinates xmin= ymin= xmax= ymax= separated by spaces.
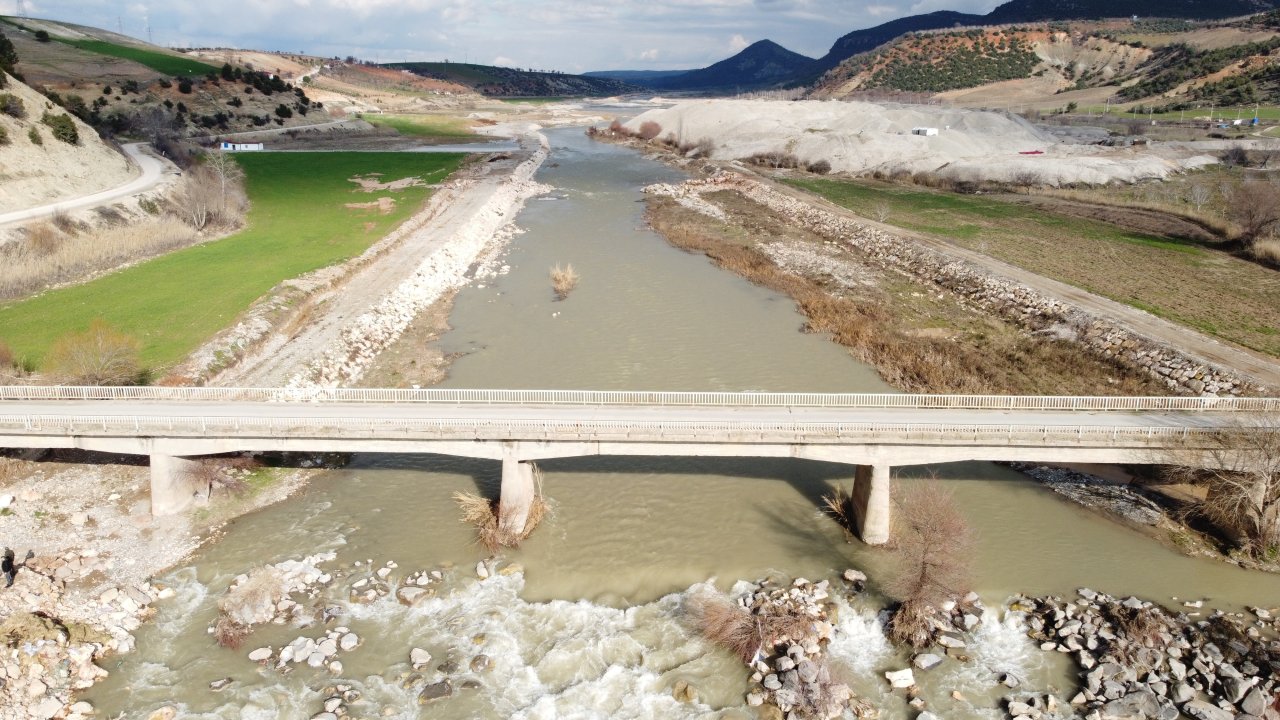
xmin=85 ymin=127 xmax=1280 ymax=719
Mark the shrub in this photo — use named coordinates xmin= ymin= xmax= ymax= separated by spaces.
xmin=806 ymin=159 xmax=832 ymax=175
xmin=637 ymin=120 xmax=661 ymax=141
xmin=27 ymin=126 xmax=40 ymax=145
xmin=40 ymin=112 xmax=79 ymax=145
xmin=0 ymin=125 xmax=7 ymax=146
xmin=0 ymin=93 xmax=24 ymax=118
xmin=274 ymin=103 xmax=292 ymax=118
xmin=34 ymin=30 xmax=50 ymax=43
xmin=0 ymin=340 xmax=13 ymax=369
xmin=549 ymin=263 xmax=579 ymax=300
xmin=1251 ymin=237 xmax=1280 ymax=266
xmin=0 ymin=30 xmax=16 ymax=87
xmin=1222 ymin=145 xmax=1250 ymax=168
xmin=44 ymin=320 xmax=144 ymax=386
xmin=177 ymin=79 xmax=193 ymax=94
xmin=24 ymin=223 xmax=61 ymax=255
xmin=746 ymin=151 xmax=800 ymax=169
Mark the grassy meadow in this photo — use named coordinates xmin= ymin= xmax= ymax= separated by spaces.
xmin=362 ymin=113 xmax=476 ymax=139
xmin=786 ymin=178 xmax=1280 ymax=356
xmin=0 ymin=152 xmax=466 ymax=370
xmin=57 ymin=38 xmax=217 ymax=76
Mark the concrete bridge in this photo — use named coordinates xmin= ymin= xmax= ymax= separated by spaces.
xmin=1 ymin=387 xmax=1276 ymax=544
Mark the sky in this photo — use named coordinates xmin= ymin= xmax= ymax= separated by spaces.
xmin=3 ymin=0 xmax=1005 ymax=73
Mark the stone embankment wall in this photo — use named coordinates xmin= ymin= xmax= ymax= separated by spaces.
xmin=285 ymin=135 xmax=552 ymax=389
xmin=650 ymin=173 xmax=1262 ymax=396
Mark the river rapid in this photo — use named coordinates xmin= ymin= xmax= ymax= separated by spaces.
xmin=85 ymin=128 xmax=1280 ymax=719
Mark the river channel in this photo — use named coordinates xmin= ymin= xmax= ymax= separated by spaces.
xmin=86 ymin=127 xmax=1280 ymax=719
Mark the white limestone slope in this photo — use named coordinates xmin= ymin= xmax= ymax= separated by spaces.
xmin=626 ymin=99 xmax=1216 ymax=186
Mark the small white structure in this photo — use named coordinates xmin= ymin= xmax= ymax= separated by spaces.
xmin=911 ymin=127 xmax=939 ymax=137
xmin=219 ymin=141 xmax=264 ymax=152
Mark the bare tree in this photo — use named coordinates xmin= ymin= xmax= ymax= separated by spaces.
xmin=637 ymin=121 xmax=663 ymax=141
xmin=203 ymin=150 xmax=246 ymax=218
xmin=1164 ymin=419 xmax=1280 ymax=559
xmin=874 ymin=202 xmax=892 ymax=223
xmin=1229 ymin=181 xmax=1280 ymax=245
xmin=1187 ymin=183 xmax=1211 ymax=213
xmin=885 ymin=481 xmax=973 ymax=647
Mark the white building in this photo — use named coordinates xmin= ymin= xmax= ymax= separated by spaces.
xmin=219 ymin=141 xmax=264 ymax=152
xmin=911 ymin=127 xmax=939 ymax=137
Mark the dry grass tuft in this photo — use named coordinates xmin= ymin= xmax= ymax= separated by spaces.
xmin=0 ymin=218 xmax=198 ymax=300
xmin=822 ymin=484 xmax=856 ymax=539
xmin=1251 ymin=237 xmax=1280 ymax=265
xmin=453 ymin=472 xmax=548 ymax=552
xmin=550 ymin=263 xmax=579 ymax=300
xmin=0 ymin=340 xmax=12 ymax=370
xmin=683 ymin=588 xmax=761 ymax=663
xmin=1105 ymin=604 xmax=1170 ymax=653
xmin=213 ymin=616 xmax=249 ymax=649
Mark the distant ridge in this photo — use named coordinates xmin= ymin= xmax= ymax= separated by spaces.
xmin=385 ymin=61 xmax=639 ymax=97
xmin=593 ymin=0 xmax=1280 ymax=93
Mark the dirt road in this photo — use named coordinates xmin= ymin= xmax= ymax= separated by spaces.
xmin=0 ymin=143 xmax=176 ymax=227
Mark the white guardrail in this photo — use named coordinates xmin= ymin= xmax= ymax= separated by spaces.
xmin=0 ymin=387 xmax=1278 ymax=412
xmin=0 ymin=415 xmax=1226 ymax=445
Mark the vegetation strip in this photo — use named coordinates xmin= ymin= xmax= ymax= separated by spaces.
xmin=0 ymin=152 xmax=465 ymax=371
xmin=54 ymin=38 xmax=217 ymax=76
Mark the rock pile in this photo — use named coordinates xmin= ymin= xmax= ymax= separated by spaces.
xmin=650 ymin=173 xmax=1263 ymax=396
xmin=735 ymin=576 xmax=871 ymax=719
xmin=0 ymin=561 xmax=166 ymax=720
xmin=1017 ymin=589 xmax=1280 ymax=720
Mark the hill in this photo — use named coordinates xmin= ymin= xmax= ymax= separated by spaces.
xmin=986 ymin=0 xmax=1280 ymax=23
xmin=0 ymin=66 xmax=136 ymax=213
xmin=384 ymin=62 xmax=638 ymax=97
xmin=642 ymin=40 xmax=816 ymax=92
xmin=583 ymin=70 xmax=689 ymax=83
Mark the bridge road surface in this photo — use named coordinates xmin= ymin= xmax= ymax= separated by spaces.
xmin=0 ymin=399 xmax=1249 ymax=432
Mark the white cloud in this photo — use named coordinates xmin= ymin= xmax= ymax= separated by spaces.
xmin=639 ymin=48 xmax=660 ymax=60
xmin=866 ymin=4 xmax=898 ymax=17
xmin=491 ymin=55 xmax=517 ymax=67
xmin=729 ymin=33 xmax=749 ymax=51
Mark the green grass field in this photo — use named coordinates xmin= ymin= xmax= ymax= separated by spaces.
xmin=57 ymin=38 xmax=217 ymax=76
xmin=0 ymin=152 xmax=466 ymax=371
xmin=785 ymin=178 xmax=1280 ymax=356
xmin=361 ymin=113 xmax=474 ymax=139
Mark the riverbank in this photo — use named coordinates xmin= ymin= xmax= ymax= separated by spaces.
xmin=0 ymin=450 xmax=330 ymax=719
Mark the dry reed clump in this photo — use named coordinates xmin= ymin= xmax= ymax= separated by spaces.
xmin=682 ymin=586 xmax=815 ymax=664
xmin=822 ymin=484 xmax=857 ymax=540
xmin=1103 ymin=604 xmax=1171 ymax=656
xmin=0 ymin=340 xmax=13 ymax=370
xmin=0 ymin=218 xmax=198 ymax=300
xmin=549 ymin=263 xmax=579 ymax=300
xmin=453 ymin=473 xmax=549 ymax=552
xmin=1251 ymin=237 xmax=1280 ymax=265
xmin=637 ymin=121 xmax=663 ymax=141
xmin=44 ymin=319 xmax=144 ymax=386
xmin=215 ymin=566 xmax=288 ymax=648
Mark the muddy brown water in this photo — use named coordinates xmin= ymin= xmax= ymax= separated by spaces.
xmin=86 ymin=128 xmax=1280 ymax=720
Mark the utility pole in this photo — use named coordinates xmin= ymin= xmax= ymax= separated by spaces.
xmin=118 ymin=16 xmax=124 ymax=35
xmin=15 ymin=0 xmax=27 ymax=18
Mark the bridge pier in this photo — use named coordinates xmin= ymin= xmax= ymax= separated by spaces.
xmin=852 ymin=464 xmax=892 ymax=545
xmin=149 ymin=454 xmax=208 ymax=517
xmin=499 ymin=458 xmax=536 ymax=536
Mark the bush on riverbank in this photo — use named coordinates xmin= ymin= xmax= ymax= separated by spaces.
xmin=885 ymin=481 xmax=973 ymax=648
xmin=549 ymin=263 xmax=579 ymax=300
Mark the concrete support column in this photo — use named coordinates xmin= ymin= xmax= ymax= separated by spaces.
xmin=149 ymin=454 xmax=205 ymax=517
xmin=852 ymin=464 xmax=892 ymax=545
xmin=499 ymin=458 xmax=536 ymax=536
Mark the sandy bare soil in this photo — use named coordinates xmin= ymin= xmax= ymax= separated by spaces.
xmin=0 ymin=77 xmax=138 ymax=214
xmin=626 ymin=100 xmax=1218 ymax=186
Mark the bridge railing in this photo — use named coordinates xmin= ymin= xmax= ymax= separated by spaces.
xmin=1 ymin=387 xmax=1278 ymax=412
xmin=0 ymin=414 xmax=1228 ymax=446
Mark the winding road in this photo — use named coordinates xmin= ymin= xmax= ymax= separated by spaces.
xmin=0 ymin=143 xmax=176 ymax=228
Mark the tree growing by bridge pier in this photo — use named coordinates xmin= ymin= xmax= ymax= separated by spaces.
xmin=885 ymin=480 xmax=974 ymax=648
xmin=1164 ymin=419 xmax=1280 ymax=561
